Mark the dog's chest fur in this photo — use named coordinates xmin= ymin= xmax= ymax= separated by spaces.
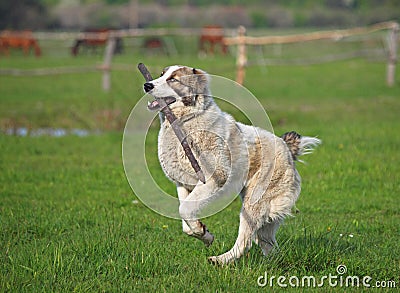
xmin=157 ymin=103 xmax=237 ymax=189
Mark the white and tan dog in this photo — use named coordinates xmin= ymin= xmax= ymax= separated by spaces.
xmin=144 ymin=65 xmax=320 ymax=265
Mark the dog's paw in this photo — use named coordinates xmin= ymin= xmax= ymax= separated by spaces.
xmin=202 ymin=230 xmax=214 ymax=247
xmin=208 ymin=252 xmax=236 ymax=266
xmin=207 ymin=256 xmax=221 ymax=265
xmin=207 ymin=255 xmax=231 ymax=266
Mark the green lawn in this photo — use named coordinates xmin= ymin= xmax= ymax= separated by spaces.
xmin=0 ymin=51 xmax=399 ymax=291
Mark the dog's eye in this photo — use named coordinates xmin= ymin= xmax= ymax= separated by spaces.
xmin=168 ymin=77 xmax=178 ymax=82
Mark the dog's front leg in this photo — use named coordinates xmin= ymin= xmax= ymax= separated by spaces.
xmin=182 ymin=218 xmax=214 ymax=247
xmin=178 ymin=182 xmax=217 ymax=247
xmin=177 ymin=185 xmax=193 ymax=235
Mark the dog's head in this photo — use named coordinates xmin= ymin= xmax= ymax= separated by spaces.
xmin=144 ymin=65 xmax=210 ymax=112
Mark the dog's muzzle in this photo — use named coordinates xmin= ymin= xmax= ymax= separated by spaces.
xmin=144 ymin=82 xmax=176 ymax=111
xmin=144 ymin=82 xmax=154 ymax=93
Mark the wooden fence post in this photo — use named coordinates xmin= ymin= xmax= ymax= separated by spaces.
xmin=102 ymin=37 xmax=116 ymax=91
xmin=236 ymin=26 xmax=247 ymax=85
xmin=387 ymin=22 xmax=399 ymax=87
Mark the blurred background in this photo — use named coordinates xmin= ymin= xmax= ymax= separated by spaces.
xmin=1 ymin=0 xmax=399 ymax=30
xmin=0 ymin=0 xmax=399 ymax=133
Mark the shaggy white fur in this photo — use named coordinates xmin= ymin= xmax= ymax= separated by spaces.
xmin=144 ymin=65 xmax=321 ymax=265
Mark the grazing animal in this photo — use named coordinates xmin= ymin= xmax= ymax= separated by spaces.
xmin=71 ymin=29 xmax=123 ymax=56
xmin=142 ymin=37 xmax=167 ymax=55
xmin=199 ymin=25 xmax=227 ymax=55
xmin=144 ymin=65 xmax=321 ymax=265
xmin=0 ymin=30 xmax=41 ymax=57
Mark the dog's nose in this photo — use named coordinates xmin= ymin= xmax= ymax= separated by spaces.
xmin=144 ymin=82 xmax=154 ymax=93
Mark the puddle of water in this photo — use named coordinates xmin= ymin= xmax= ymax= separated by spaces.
xmin=3 ymin=127 xmax=96 ymax=137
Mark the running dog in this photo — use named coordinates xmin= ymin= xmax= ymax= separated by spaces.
xmin=144 ymin=65 xmax=320 ymax=265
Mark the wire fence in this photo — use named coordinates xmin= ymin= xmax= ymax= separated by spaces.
xmin=1 ymin=22 xmax=398 ymax=87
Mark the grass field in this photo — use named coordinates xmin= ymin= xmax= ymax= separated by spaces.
xmin=1 ymin=49 xmax=399 ymax=291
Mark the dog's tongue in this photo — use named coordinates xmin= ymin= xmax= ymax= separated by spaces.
xmin=147 ymin=96 xmax=176 ymax=111
xmin=147 ymin=99 xmax=160 ymax=110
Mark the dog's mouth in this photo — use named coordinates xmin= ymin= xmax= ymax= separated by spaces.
xmin=147 ymin=96 xmax=177 ymax=111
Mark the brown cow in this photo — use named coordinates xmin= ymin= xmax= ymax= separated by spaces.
xmin=0 ymin=30 xmax=41 ymax=57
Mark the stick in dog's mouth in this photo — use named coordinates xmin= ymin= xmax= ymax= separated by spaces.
xmin=137 ymin=63 xmax=206 ymax=184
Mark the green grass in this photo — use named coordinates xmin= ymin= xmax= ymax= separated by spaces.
xmin=0 ymin=50 xmax=399 ymax=291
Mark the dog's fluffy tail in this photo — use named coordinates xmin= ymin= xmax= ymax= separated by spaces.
xmin=281 ymin=131 xmax=321 ymax=161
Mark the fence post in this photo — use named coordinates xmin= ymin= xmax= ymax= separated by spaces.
xmin=387 ymin=22 xmax=399 ymax=87
xmin=236 ymin=26 xmax=247 ymax=85
xmin=102 ymin=37 xmax=116 ymax=91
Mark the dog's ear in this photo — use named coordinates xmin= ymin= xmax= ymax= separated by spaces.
xmin=189 ymin=68 xmax=209 ymax=95
xmin=192 ymin=68 xmax=208 ymax=80
xmin=192 ymin=68 xmax=206 ymax=75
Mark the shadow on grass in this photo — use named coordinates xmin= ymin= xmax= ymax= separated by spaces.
xmin=228 ymin=227 xmax=358 ymax=276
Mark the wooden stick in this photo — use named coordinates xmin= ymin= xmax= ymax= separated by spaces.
xmin=138 ymin=63 xmax=206 ymax=184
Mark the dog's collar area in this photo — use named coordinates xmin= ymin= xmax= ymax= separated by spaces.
xmin=147 ymin=96 xmax=177 ymax=111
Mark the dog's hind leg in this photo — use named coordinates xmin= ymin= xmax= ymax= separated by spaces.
xmin=255 ymin=221 xmax=280 ymax=256
xmin=208 ymin=208 xmax=255 ymax=265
